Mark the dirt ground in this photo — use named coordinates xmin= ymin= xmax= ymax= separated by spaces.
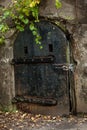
xmin=0 ymin=111 xmax=87 ymax=130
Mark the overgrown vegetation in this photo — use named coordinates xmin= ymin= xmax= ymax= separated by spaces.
xmin=0 ymin=0 xmax=62 ymax=48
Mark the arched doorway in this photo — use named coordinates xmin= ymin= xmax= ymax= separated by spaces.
xmin=13 ymin=21 xmax=74 ymax=115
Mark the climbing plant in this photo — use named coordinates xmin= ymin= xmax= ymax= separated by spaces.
xmin=0 ymin=0 xmax=62 ymax=48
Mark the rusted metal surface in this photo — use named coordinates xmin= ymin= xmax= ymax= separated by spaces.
xmin=13 ymin=21 xmax=71 ymax=115
xmin=12 ymin=96 xmax=57 ymax=106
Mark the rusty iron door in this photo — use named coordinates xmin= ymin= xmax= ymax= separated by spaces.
xmin=13 ymin=21 xmax=71 ymax=115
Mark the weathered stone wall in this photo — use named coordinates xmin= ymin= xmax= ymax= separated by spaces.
xmin=0 ymin=0 xmax=87 ymax=113
xmin=73 ymin=25 xmax=87 ymax=113
xmin=39 ymin=0 xmax=87 ymax=113
xmin=0 ymin=29 xmax=17 ymax=111
xmin=0 ymin=44 xmax=14 ymax=110
xmin=0 ymin=0 xmax=16 ymax=111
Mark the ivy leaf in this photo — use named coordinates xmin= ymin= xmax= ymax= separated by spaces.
xmin=22 ymin=18 xmax=29 ymax=24
xmin=40 ymin=45 xmax=43 ymax=49
xmin=16 ymin=25 xmax=24 ymax=31
xmin=29 ymin=23 xmax=35 ymax=31
xmin=22 ymin=8 xmax=29 ymax=16
xmin=0 ymin=36 xmax=5 ymax=44
xmin=32 ymin=30 xmax=37 ymax=35
xmin=29 ymin=1 xmax=36 ymax=8
xmin=31 ymin=7 xmax=38 ymax=20
xmin=0 ymin=24 xmax=9 ymax=32
xmin=3 ymin=10 xmax=10 ymax=19
xmin=19 ymin=14 xmax=24 ymax=20
xmin=55 ymin=0 xmax=62 ymax=9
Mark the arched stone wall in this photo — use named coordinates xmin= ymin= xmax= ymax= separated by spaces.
xmin=0 ymin=0 xmax=87 ymax=114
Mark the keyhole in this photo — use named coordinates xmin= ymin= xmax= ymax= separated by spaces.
xmin=49 ymin=44 xmax=53 ymax=52
xmin=24 ymin=46 xmax=28 ymax=54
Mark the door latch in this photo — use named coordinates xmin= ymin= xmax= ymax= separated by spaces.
xmin=53 ymin=64 xmax=74 ymax=72
xmin=62 ymin=64 xmax=74 ymax=72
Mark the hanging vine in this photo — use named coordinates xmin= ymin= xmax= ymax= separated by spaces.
xmin=0 ymin=0 xmax=62 ymax=48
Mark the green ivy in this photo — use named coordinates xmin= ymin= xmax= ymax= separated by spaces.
xmin=0 ymin=0 xmax=62 ymax=47
xmin=55 ymin=0 xmax=62 ymax=9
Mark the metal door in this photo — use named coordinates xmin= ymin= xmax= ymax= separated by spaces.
xmin=13 ymin=21 xmax=71 ymax=115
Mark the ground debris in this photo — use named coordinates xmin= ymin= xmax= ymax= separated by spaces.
xmin=0 ymin=111 xmax=87 ymax=130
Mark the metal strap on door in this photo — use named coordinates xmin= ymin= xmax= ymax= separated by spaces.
xmin=11 ymin=55 xmax=55 ymax=64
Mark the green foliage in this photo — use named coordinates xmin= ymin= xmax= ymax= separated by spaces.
xmin=55 ymin=0 xmax=62 ymax=9
xmin=0 ymin=0 xmax=62 ymax=47
xmin=0 ymin=24 xmax=9 ymax=33
xmin=29 ymin=22 xmax=43 ymax=49
xmin=0 ymin=36 xmax=5 ymax=44
xmin=0 ymin=0 xmax=41 ymax=45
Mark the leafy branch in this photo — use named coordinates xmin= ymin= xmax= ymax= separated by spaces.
xmin=0 ymin=0 xmax=62 ymax=47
